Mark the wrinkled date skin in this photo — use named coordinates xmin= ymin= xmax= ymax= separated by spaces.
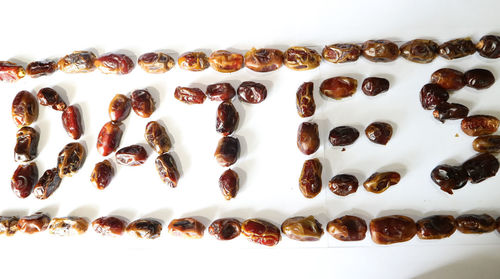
xmin=90 ymin=160 xmax=114 ymax=190
xmin=456 ymin=214 xmax=496 ymax=234
xmin=0 ymin=216 xmax=19 ymax=236
xmin=433 ymin=103 xmax=469 ymax=123
xmin=241 ymin=219 xmax=281 ymax=246
xmin=18 ymin=212 xmax=50 ymax=234
xmin=109 ymin=94 xmax=131 ymax=122
xmin=33 ymin=168 xmax=62 ymax=199
xmin=27 ymin=60 xmax=57 ymax=78
xmin=370 ymin=215 xmax=416 ymax=245
xmin=461 ymin=115 xmax=499 ymax=136
xmin=208 ymin=50 xmax=244 ymax=73
xmin=296 ymin=82 xmax=316 ymax=118
xmin=416 ymin=215 xmax=456 ymax=239
xmin=174 ymin=86 xmax=206 ymax=104
xmin=281 ymin=216 xmax=324 ymax=241
xmin=138 ymin=52 xmax=174 ymax=73
xmin=12 ymin=90 xmax=38 ymax=127
xmin=58 ymin=51 xmax=96 ymax=73
xmin=473 ymin=135 xmax=500 ymax=153
xmin=126 ymin=218 xmax=162 ymax=239
xmin=14 ymin=126 xmax=39 ymax=162
xmin=320 ymin=76 xmax=357 ymax=100
xmin=0 ymin=61 xmax=26 ymax=82
xmin=329 ymin=174 xmax=359 ymax=196
xmin=37 ymin=87 xmax=67 ymax=111
xmin=476 ymin=35 xmax=500 ymax=58
xmin=219 ymin=169 xmax=239 ymax=200
xmin=216 ymin=101 xmax=238 ymax=136
xmin=11 ymin=162 xmax=38 ymax=199
xmin=464 ymin=69 xmax=495 ymax=89
xmin=420 ymin=83 xmax=449 ymax=110
xmin=244 ymin=48 xmax=283 ymax=72
xmin=145 ymin=121 xmax=171 ymax=154
xmin=299 ymin=158 xmax=322 ymax=198
xmin=297 ymin=122 xmax=319 ymax=155
xmin=155 ymin=153 xmax=180 ymax=188
xmin=97 ymin=121 xmax=123 ymax=156
xmin=206 ymin=83 xmax=236 ymax=101
xmin=237 ymin=81 xmax=267 ymax=104
xmin=283 ymin=47 xmax=321 ymax=70
xmin=430 ymin=164 xmax=468 ymax=194
xmin=178 ymin=51 xmax=209 ymax=71
xmin=399 ymin=39 xmax=439 ymax=63
xmin=168 ymin=218 xmax=205 ymax=239
xmin=322 ymin=44 xmax=361 ymax=63
xmin=62 ymin=106 xmax=83 ymax=140
xmin=92 ymin=216 xmax=128 ymax=236
xmin=57 ymin=142 xmax=86 ymax=178
xmin=462 ymin=152 xmax=499 ymax=183
xmin=430 ymin=68 xmax=465 ymax=90
xmin=116 ymin=145 xmax=148 ymax=166
xmin=439 ymin=38 xmax=476 ymax=60
xmin=362 ymin=77 xmax=390 ymax=96
xmin=95 ymin=53 xmax=134 ymax=74
xmin=365 ymin=122 xmax=393 ymax=145
xmin=327 ymin=215 xmax=367 ymax=241
xmin=329 ymin=126 xmax=359 ymax=146
xmin=214 ymin=136 xmax=240 ymax=167
xmin=361 ymin=40 xmax=400 ymax=62
xmin=363 ymin=171 xmax=401 ymax=193
xmin=48 ymin=217 xmax=89 ymax=236
xmin=131 ymin=89 xmax=155 ymax=118
xmin=209 ymin=218 xmax=241 ymax=240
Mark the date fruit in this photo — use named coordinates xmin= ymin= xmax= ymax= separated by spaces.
xmin=214 ymin=136 xmax=240 ymax=167
xmin=178 ymin=51 xmax=209 ymax=71
xmin=363 ymin=171 xmax=400 ymax=193
xmin=320 ymin=76 xmax=357 ymax=100
xmin=361 ymin=40 xmax=399 ymax=62
xmin=126 ymin=218 xmax=162 ymax=239
xmin=297 ymin=122 xmax=319 ymax=155
xmin=328 ymin=174 xmax=358 ymax=196
xmin=430 ymin=164 xmax=468 ymax=194
xmin=362 ymin=77 xmax=390 ymax=96
xmin=27 ymin=60 xmax=57 ymax=78
xmin=439 ymin=38 xmax=476 ymax=60
xmin=283 ymin=46 xmax=321 ymax=70
xmin=92 ymin=216 xmax=127 ymax=236
xmin=208 ymin=50 xmax=244 ymax=73
xmin=95 ymin=53 xmax=134 ymax=74
xmin=430 ymin=68 xmax=465 ymax=90
xmin=370 ymin=215 xmax=416 ymax=245
xmin=281 ymin=216 xmax=324 ymax=241
xmin=145 ymin=121 xmax=171 ymax=154
xmin=399 ymin=39 xmax=439 ymax=63
xmin=116 ymin=145 xmax=148 ymax=166
xmin=11 ymin=162 xmax=38 ymax=199
xmin=296 ymin=82 xmax=315 ymax=118
xmin=476 ymin=35 xmax=500 ymax=58
xmin=155 ymin=153 xmax=180 ymax=188
xmin=472 ymin=135 xmax=500 ymax=153
xmin=57 ymin=142 xmax=86 ymax=177
xmin=206 ymin=83 xmax=236 ymax=101
xmin=14 ymin=126 xmax=39 ymax=162
xmin=108 ymin=94 xmax=131 ymax=122
xmin=97 ymin=121 xmax=123 ymax=156
xmin=244 ymin=48 xmax=283 ymax=72
xmin=0 ymin=216 xmax=19 ymax=236
xmin=33 ymin=168 xmax=62 ymax=199
xmin=62 ymin=105 xmax=83 ymax=140
xmin=48 ymin=217 xmax=89 ymax=236
xmin=168 ymin=218 xmax=205 ymax=239
xmin=174 ymin=86 xmax=206 ymax=104
xmin=456 ymin=214 xmax=496 ymax=234
xmin=138 ymin=52 xmax=174 ymax=73
xmin=219 ymin=169 xmax=239 ymax=200
xmin=237 ymin=81 xmax=267 ymax=104
xmin=462 ymin=152 xmax=499 ymax=183
xmin=12 ymin=90 xmax=38 ymax=127
xmin=216 ymin=101 xmax=238 ymax=136
xmin=416 ymin=215 xmax=456 ymax=239
xmin=131 ymin=89 xmax=155 ymax=118
xmin=208 ymin=218 xmax=241 ymax=240
xmin=0 ymin=61 xmax=26 ymax=82
xmin=322 ymin=43 xmax=361 ymax=63
xmin=18 ymin=212 xmax=50 ymax=234
xmin=37 ymin=87 xmax=67 ymax=111
xmin=329 ymin=126 xmax=359 ymax=146
xmin=464 ymin=69 xmax=495 ymax=89
xmin=241 ymin=219 xmax=281 ymax=246
xmin=58 ymin=51 xmax=96 ymax=73
xmin=461 ymin=115 xmax=499 ymax=136
xmin=91 ymin=160 xmax=114 ymax=190
xmin=327 ymin=215 xmax=367 ymax=241
xmin=365 ymin=122 xmax=393 ymax=145
xmin=299 ymin=158 xmax=322 ymax=198
xmin=420 ymin=83 xmax=449 ymax=110
xmin=433 ymin=103 xmax=469 ymax=123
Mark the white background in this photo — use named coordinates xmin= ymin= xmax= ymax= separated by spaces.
xmin=1 ymin=0 xmax=500 ymax=278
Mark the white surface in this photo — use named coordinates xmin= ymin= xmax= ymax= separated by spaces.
xmin=1 ymin=0 xmax=500 ymax=278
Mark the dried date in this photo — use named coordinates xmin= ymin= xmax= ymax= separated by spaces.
xmin=363 ymin=171 xmax=400 ymax=193
xmin=48 ymin=217 xmax=89 ymax=236
xmin=219 ymin=169 xmax=239 ymax=200
xmin=296 ymin=82 xmax=316 ymax=118
xmin=92 ymin=216 xmax=127 ymax=236
xmin=0 ymin=61 xmax=26 ymax=82
xmin=208 ymin=50 xmax=244 ymax=73
xmin=58 ymin=51 xmax=96 ymax=73
xmin=62 ymin=105 xmax=83 ymax=140
xmin=283 ymin=47 xmax=321 ymax=70
xmin=320 ymin=76 xmax=357 ymax=100
xmin=476 ymin=35 xmax=500 ymax=58
xmin=18 ymin=212 xmax=50 ymax=234
xmin=297 ymin=122 xmax=319 ymax=155
xmin=145 ymin=121 xmax=171 ymax=154
xmin=328 ymin=174 xmax=358 ymax=196
xmin=37 ymin=87 xmax=67 ymax=111
xmin=399 ymin=39 xmax=439 ymax=63
xmin=461 ymin=115 xmax=499 ymax=136
xmin=174 ymin=86 xmax=206 ymax=104
xmin=12 ymin=90 xmax=38 ymax=127
xmin=216 ymin=101 xmax=238 ymax=136
xmin=33 ymin=168 xmax=62 ymax=199
xmin=416 ymin=215 xmax=456 ymax=239
xmin=14 ymin=126 xmax=39 ymax=162
xmin=361 ymin=40 xmax=399 ymax=62
xmin=433 ymin=103 xmax=469 ymax=123
xmin=206 ymin=83 xmax=236 ymax=101
xmin=97 ymin=121 xmax=123 ymax=156
xmin=26 ymin=60 xmax=57 ymax=78
xmin=90 ymin=160 xmax=114 ymax=190
xmin=370 ymin=215 xmax=416 ymax=245
xmin=214 ymin=136 xmax=240 ymax=167
xmin=57 ymin=142 xmax=85 ymax=177
xmin=126 ymin=218 xmax=162 ymax=239
xmin=11 ymin=162 xmax=38 ymax=199
xmin=208 ymin=218 xmax=241 ymax=240
xmin=439 ymin=38 xmax=476 ymax=60
xmin=178 ymin=51 xmax=209 ymax=71
xmin=241 ymin=219 xmax=281 ymax=246
xmin=116 ymin=145 xmax=148 ymax=166
xmin=168 ymin=218 xmax=205 ymax=239
xmin=362 ymin=77 xmax=389 ymax=96
xmin=462 ymin=152 xmax=499 ymax=183
xmin=281 ymin=216 xmax=324 ymax=241
xmin=322 ymin=43 xmax=361 ymax=63
xmin=430 ymin=164 xmax=468 ymax=194
xmin=108 ymin=94 xmax=131 ymax=122
xmin=138 ymin=52 xmax=174 ymax=73
xmin=464 ymin=69 xmax=495 ymax=89
xmin=456 ymin=214 xmax=496 ymax=234
xmin=430 ymin=68 xmax=465 ymax=90
xmin=237 ymin=81 xmax=267 ymax=104
xmin=473 ymin=135 xmax=500 ymax=153
xmin=420 ymin=83 xmax=449 ymax=110
xmin=131 ymin=89 xmax=155 ymax=118
xmin=327 ymin=215 xmax=367 ymax=241
xmin=95 ymin=53 xmax=134 ymax=74
xmin=244 ymin=48 xmax=283 ymax=72
xmin=365 ymin=122 xmax=393 ymax=145
xmin=299 ymin=158 xmax=322 ymax=198
xmin=155 ymin=153 xmax=180 ymax=188
xmin=0 ymin=217 xmax=19 ymax=236
xmin=329 ymin=126 xmax=359 ymax=146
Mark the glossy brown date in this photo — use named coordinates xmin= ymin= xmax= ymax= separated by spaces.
xmin=420 ymin=83 xmax=449 ymax=110
xmin=299 ymin=158 xmax=322 ymax=198
xmin=126 ymin=218 xmax=162 ymax=239
xmin=214 ymin=136 xmax=240 ymax=167
xmin=462 ymin=152 xmax=499 ymax=183
xmin=116 ymin=145 xmax=148 ymax=166
xmin=329 ymin=126 xmax=359 ymax=146
xmin=219 ymin=169 xmax=239 ymax=200
xmin=361 ymin=40 xmax=399 ymax=62
xmin=439 ymin=38 xmax=476 ymax=60
xmin=11 ymin=162 xmax=38 ymax=199
xmin=476 ymin=35 xmax=500 ymax=58
xmin=48 ymin=217 xmax=89 ymax=236
xmin=208 ymin=50 xmax=244 ymax=73
xmin=327 ymin=215 xmax=367 ymax=241
xmin=216 ymin=101 xmax=238 ymax=136
xmin=296 ymin=82 xmax=316 ymax=118
xmin=473 ymin=135 xmax=500 ymax=153
xmin=206 ymin=83 xmax=236 ymax=101
xmin=363 ymin=171 xmax=400 ymax=193
xmin=433 ymin=103 xmax=469 ymax=123
xmin=370 ymin=215 xmax=416 ymax=245
xmin=464 ymin=69 xmax=495 ymax=89
xmin=97 ymin=121 xmax=123 ymax=156
xmin=241 ymin=219 xmax=281 ymax=246
xmin=0 ymin=216 xmax=19 ymax=236
xmin=281 ymin=216 xmax=324 ymax=241
xmin=244 ymin=48 xmax=283 ymax=72
xmin=138 ymin=52 xmax=174 ymax=73
xmin=57 ymin=142 xmax=85 ymax=178
xmin=131 ymin=89 xmax=155 ymax=118
xmin=0 ymin=61 xmax=26 ymax=82
xmin=37 ymin=87 xmax=67 ymax=111
xmin=283 ymin=47 xmax=321 ymax=71
xmin=297 ymin=122 xmax=319 ymax=155
xmin=322 ymin=43 xmax=361 ymax=63
xmin=108 ymin=94 xmax=131 ymax=122
xmin=174 ymin=86 xmax=206 ymax=104
xmin=58 ymin=51 xmax=96 ymax=73
xmin=430 ymin=68 xmax=465 ymax=90
xmin=92 ymin=216 xmax=128 ymax=236
xmin=155 ymin=153 xmax=180 ymax=188
xmin=208 ymin=218 xmax=241 ymax=240
xmin=365 ymin=122 xmax=393 ymax=145
xmin=145 ymin=121 xmax=171 ymax=154
xmin=178 ymin=51 xmax=209 ymax=71
xmin=328 ymin=174 xmax=358 ymax=196
xmin=18 ymin=212 xmax=50 ymax=234
xmin=237 ymin=81 xmax=267 ymax=104
xmin=91 ymin=160 xmax=114 ymax=190
xmin=14 ymin=126 xmax=39 ymax=162
xmin=416 ymin=215 xmax=456 ymax=239
xmin=399 ymin=39 xmax=439 ymax=63
xmin=12 ymin=90 xmax=38 ymax=127
xmin=320 ymin=76 xmax=357 ymax=100
xmin=168 ymin=218 xmax=205 ymax=239
xmin=430 ymin=164 xmax=468 ymax=194
xmin=33 ymin=168 xmax=62 ymax=199
xmin=456 ymin=214 xmax=496 ymax=234
xmin=62 ymin=106 xmax=83 ymax=140
xmin=26 ymin=60 xmax=57 ymax=78
xmin=362 ymin=77 xmax=389 ymax=96
xmin=95 ymin=53 xmax=134 ymax=74
xmin=461 ymin=115 xmax=499 ymax=136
